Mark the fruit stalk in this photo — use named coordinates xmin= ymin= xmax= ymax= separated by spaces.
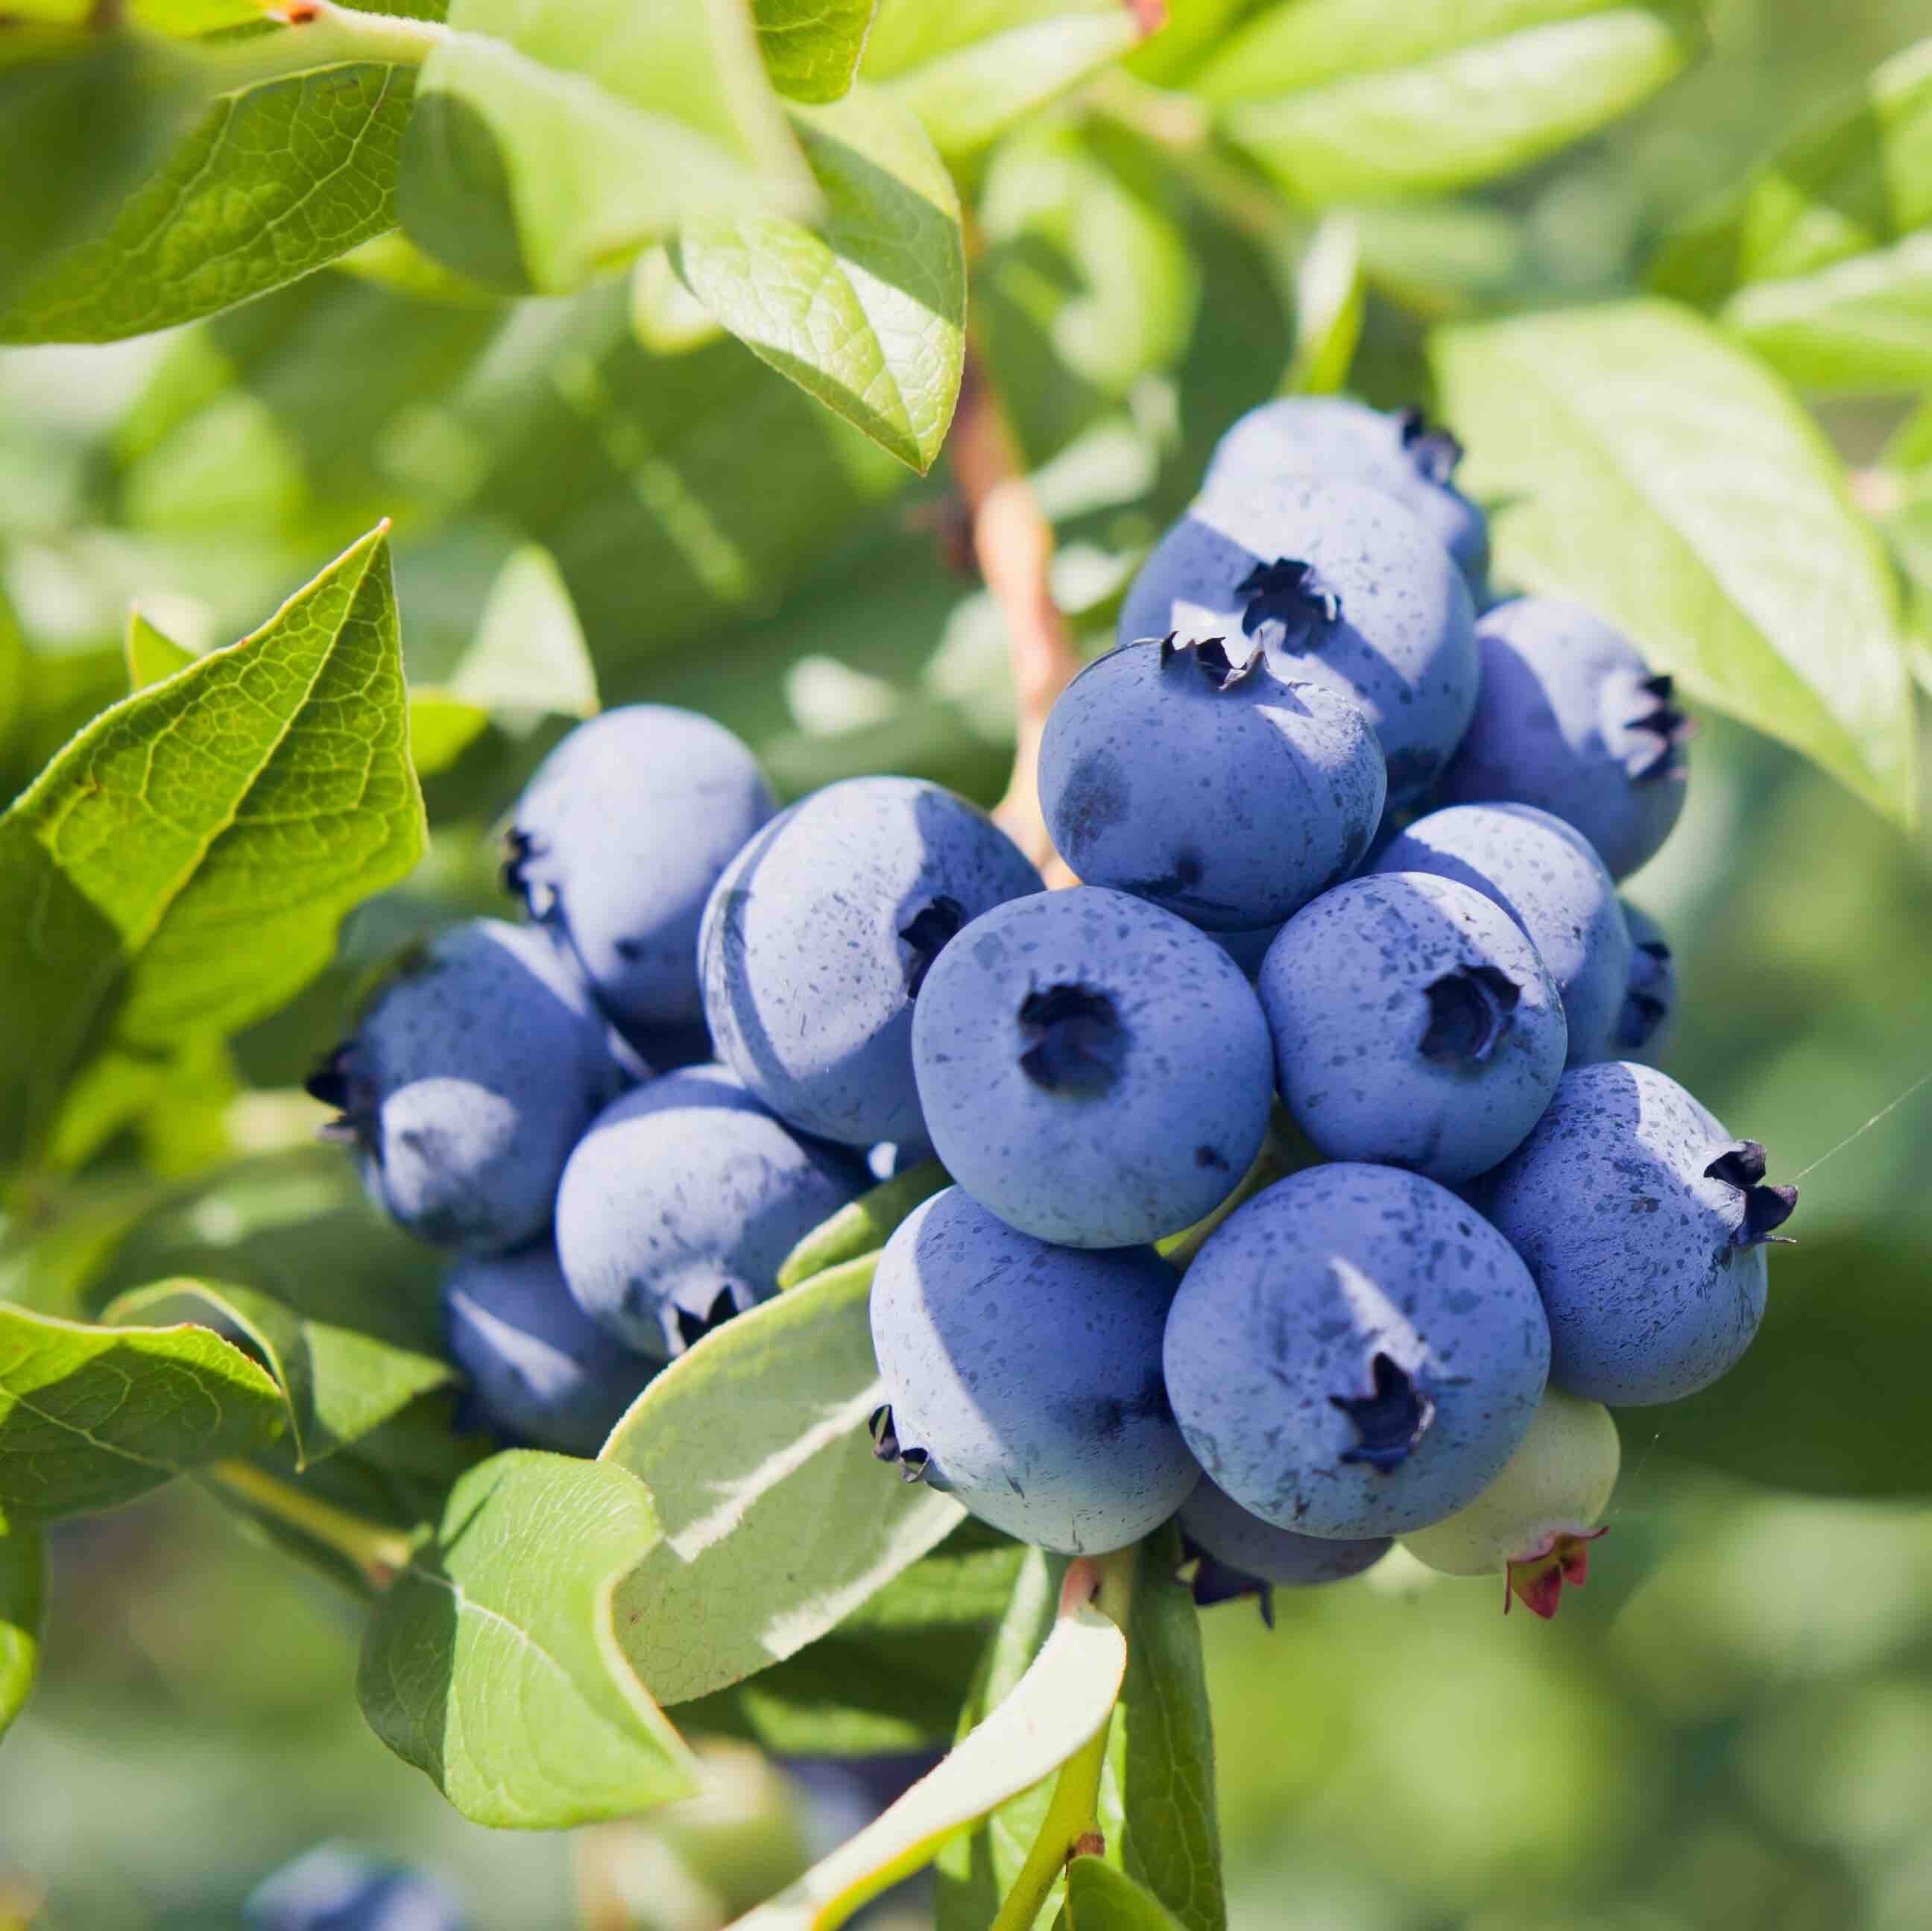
xmin=205 ymin=1459 xmax=417 ymax=1591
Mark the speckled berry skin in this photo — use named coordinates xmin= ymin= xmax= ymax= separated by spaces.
xmin=1117 ymin=478 xmax=1479 ymax=804
xmin=699 ymin=777 xmax=1043 ymax=1146
xmin=869 ymin=1188 xmax=1199 ymax=1554
xmin=1178 ymin=1474 xmax=1391 ymax=1587
xmin=1257 ymin=872 xmax=1568 ymax=1183
xmin=443 ymin=1244 xmax=655 ymax=1456
xmin=505 ymin=707 xmax=776 ymax=1031
xmin=912 ymin=888 xmax=1274 ymax=1247
xmin=1486 ymin=1062 xmax=1794 ymax=1405
xmin=310 ymin=920 xmax=625 ymax=1254
xmin=1163 ymin=1163 xmax=1550 ymax=1540
xmin=556 ymin=1064 xmax=871 ymax=1356
xmin=1438 ymin=599 xmax=1688 ymax=879
xmin=1617 ymin=901 xmax=1677 ymax=1065
xmin=1371 ymin=803 xmax=1632 ymax=1067
xmin=1038 ymin=638 xmax=1386 ymax=931
xmin=1202 ymin=396 xmax=1491 ymax=597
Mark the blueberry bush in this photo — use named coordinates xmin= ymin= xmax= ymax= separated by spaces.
xmin=1 ymin=4 xmax=1930 ymax=1928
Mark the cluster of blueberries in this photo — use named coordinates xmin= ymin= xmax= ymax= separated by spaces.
xmin=311 ymin=394 xmax=1797 ymax=1619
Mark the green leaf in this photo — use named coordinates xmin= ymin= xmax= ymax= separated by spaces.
xmin=675 ymin=85 xmax=965 ymax=473
xmin=1067 ymin=1860 xmax=1188 ymax=1931
xmin=400 ymin=0 xmax=813 ymax=294
xmin=0 ymin=526 xmax=426 ymax=1176
xmin=0 ymin=1511 xmax=44 ymax=1739
xmin=0 ymin=1303 xmax=284 ymax=1520
xmin=861 ymin=0 xmax=1140 ymax=160
xmin=124 ymin=608 xmax=195 ymax=690
xmin=1198 ymin=0 xmax=1701 ymax=201
xmin=1287 ymin=215 xmax=1365 ymax=395
xmin=1432 ymin=299 xmax=1915 ymax=824
xmin=755 ymin=0 xmax=877 ymax=103
xmin=1 ymin=57 xmax=419 ymax=344
xmin=403 ymin=692 xmax=491 ymax=778
xmin=1649 ymin=36 xmax=1932 ymax=311
xmin=603 ymin=1257 xmax=964 ymax=1707
xmin=632 ymin=244 xmax=727 ymax=353
xmin=448 ymin=542 xmax=599 ymax=720
xmin=777 ymin=1160 xmax=947 ymax=1289
xmin=735 ymin=1576 xmax=1128 ymax=1930
xmin=102 ymin=1276 xmax=455 ymax=1470
xmin=681 ymin=1520 xmax=1026 ymax=1754
xmin=359 ymin=1449 xmax=701 ymax=1827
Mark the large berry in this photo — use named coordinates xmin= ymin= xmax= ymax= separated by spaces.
xmin=1117 ymin=478 xmax=1479 ymax=803
xmin=868 ymin=1188 xmax=1199 ymax=1554
xmin=247 ymin=1847 xmax=469 ymax=1931
xmin=1257 ymin=872 xmax=1567 ymax=1183
xmin=1486 ymin=1061 xmax=1796 ymax=1404
xmin=306 ymin=920 xmax=622 ymax=1253
xmin=699 ymin=777 xmax=1042 ymax=1145
xmin=912 ymin=888 xmax=1274 ymax=1246
xmin=1163 ymin=1163 xmax=1549 ymax=1540
xmin=1403 ymin=1388 xmax=1620 ymax=1619
xmin=1202 ymin=396 xmax=1491 ymax=597
xmin=504 ymin=706 xmax=775 ymax=1033
xmin=557 ymin=1064 xmax=871 ymax=1356
xmin=1438 ymin=599 xmax=1690 ymax=879
xmin=1178 ymin=1474 xmax=1390 ymax=1610
xmin=443 ymin=1244 xmax=655 ymax=1456
xmin=1371 ymin=803 xmax=1632 ymax=1066
xmin=1617 ymin=901 xmax=1677 ymax=1064
xmin=1038 ymin=636 xmax=1386 ymax=931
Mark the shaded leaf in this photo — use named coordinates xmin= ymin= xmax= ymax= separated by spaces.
xmin=632 ymin=244 xmax=727 ymax=353
xmin=676 ymin=85 xmax=965 ymax=472
xmin=124 ymin=609 xmax=195 ymax=689
xmin=1433 ymin=299 xmax=1913 ymax=823
xmin=1067 ymin=1860 xmax=1188 ymax=1931
xmin=404 ymin=692 xmax=492 ymax=778
xmin=755 ymin=0 xmax=877 ymax=103
xmin=1287 ymin=215 xmax=1365 ymax=394
xmin=1199 ymin=0 xmax=1700 ymax=201
xmin=604 ymin=1256 xmax=963 ymax=1707
xmin=447 ymin=542 xmax=599 ymax=720
xmin=0 ymin=1511 xmax=43 ymax=1739
xmin=777 ymin=1160 xmax=947 ymax=1289
xmin=0 ymin=1303 xmax=284 ymax=1520
xmin=0 ymin=526 xmax=425 ymax=1176
xmin=359 ymin=1450 xmax=700 ymax=1827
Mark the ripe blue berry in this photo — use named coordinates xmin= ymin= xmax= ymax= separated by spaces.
xmin=912 ymin=888 xmax=1274 ymax=1246
xmin=1486 ymin=1061 xmax=1797 ymax=1404
xmin=1617 ymin=901 xmax=1676 ymax=1064
xmin=1163 ymin=1163 xmax=1550 ymax=1540
xmin=1178 ymin=1474 xmax=1391 ymax=1606
xmin=1038 ymin=636 xmax=1386 ymax=931
xmin=868 ymin=1188 xmax=1199 ymax=1554
xmin=247 ymin=1847 xmax=469 ymax=1931
xmin=1257 ymin=872 xmax=1568 ymax=1183
xmin=699 ymin=777 xmax=1042 ymax=1145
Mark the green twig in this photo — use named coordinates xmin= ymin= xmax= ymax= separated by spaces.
xmin=206 ymin=1458 xmax=416 ymax=1589
xmin=213 ymin=1 xmax=446 ymax=80
xmin=989 ymin=1546 xmax=1140 ymax=1931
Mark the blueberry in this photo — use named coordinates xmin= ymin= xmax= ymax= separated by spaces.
xmin=1617 ymin=901 xmax=1677 ymax=1064
xmin=1402 ymin=1387 xmax=1620 ymax=1618
xmin=505 ymin=706 xmax=776 ymax=1033
xmin=1117 ymin=478 xmax=1479 ymax=803
xmin=306 ymin=920 xmax=624 ymax=1254
xmin=556 ymin=1064 xmax=871 ymax=1356
xmin=1485 ymin=1061 xmax=1797 ymax=1405
xmin=1202 ymin=396 xmax=1491 ymax=598
xmin=912 ymin=888 xmax=1274 ymax=1247
xmin=1371 ymin=803 xmax=1632 ymax=1066
xmin=1163 ymin=1163 xmax=1549 ymax=1540
xmin=247 ymin=1847 xmax=469 ymax=1931
xmin=868 ymin=1188 xmax=1199 ymax=1554
xmin=698 ymin=777 xmax=1042 ymax=1145
xmin=1210 ymin=920 xmax=1281 ymax=980
xmin=443 ymin=1243 xmax=656 ymax=1455
xmin=1256 ymin=872 xmax=1567 ymax=1184
xmin=1438 ymin=599 xmax=1690 ymax=879
xmin=1038 ymin=636 xmax=1386 ymax=931
xmin=1178 ymin=1474 xmax=1391 ymax=1608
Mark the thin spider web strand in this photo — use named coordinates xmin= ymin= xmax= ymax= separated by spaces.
xmin=1788 ymin=1066 xmax=1932 ymax=1183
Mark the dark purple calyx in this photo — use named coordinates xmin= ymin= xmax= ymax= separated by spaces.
xmin=899 ymin=896 xmax=965 ymax=999
xmin=1617 ymin=939 xmax=1673 ymax=1051
xmin=1705 ymin=1141 xmax=1798 ymax=1246
xmin=1158 ymin=631 xmax=1263 ymax=690
xmin=868 ymin=1404 xmax=932 ymax=1484
xmin=1419 ymin=964 xmax=1520 ymax=1064
xmin=1624 ymin=673 xmax=1694 ymax=783
xmin=1178 ymin=1533 xmax=1276 ymax=1628
xmin=499 ymin=825 xmax=558 ymax=919
xmin=1397 ymin=406 xmax=1464 ymax=485
xmin=1236 ymin=559 xmax=1342 ymax=645
xmin=1330 ymin=1352 xmax=1435 ymax=1471
xmin=672 ymin=1286 xmax=741 ymax=1354
xmin=1017 ymin=984 xmax=1126 ymax=1096
xmin=304 ymin=1045 xmax=376 ymax=1149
